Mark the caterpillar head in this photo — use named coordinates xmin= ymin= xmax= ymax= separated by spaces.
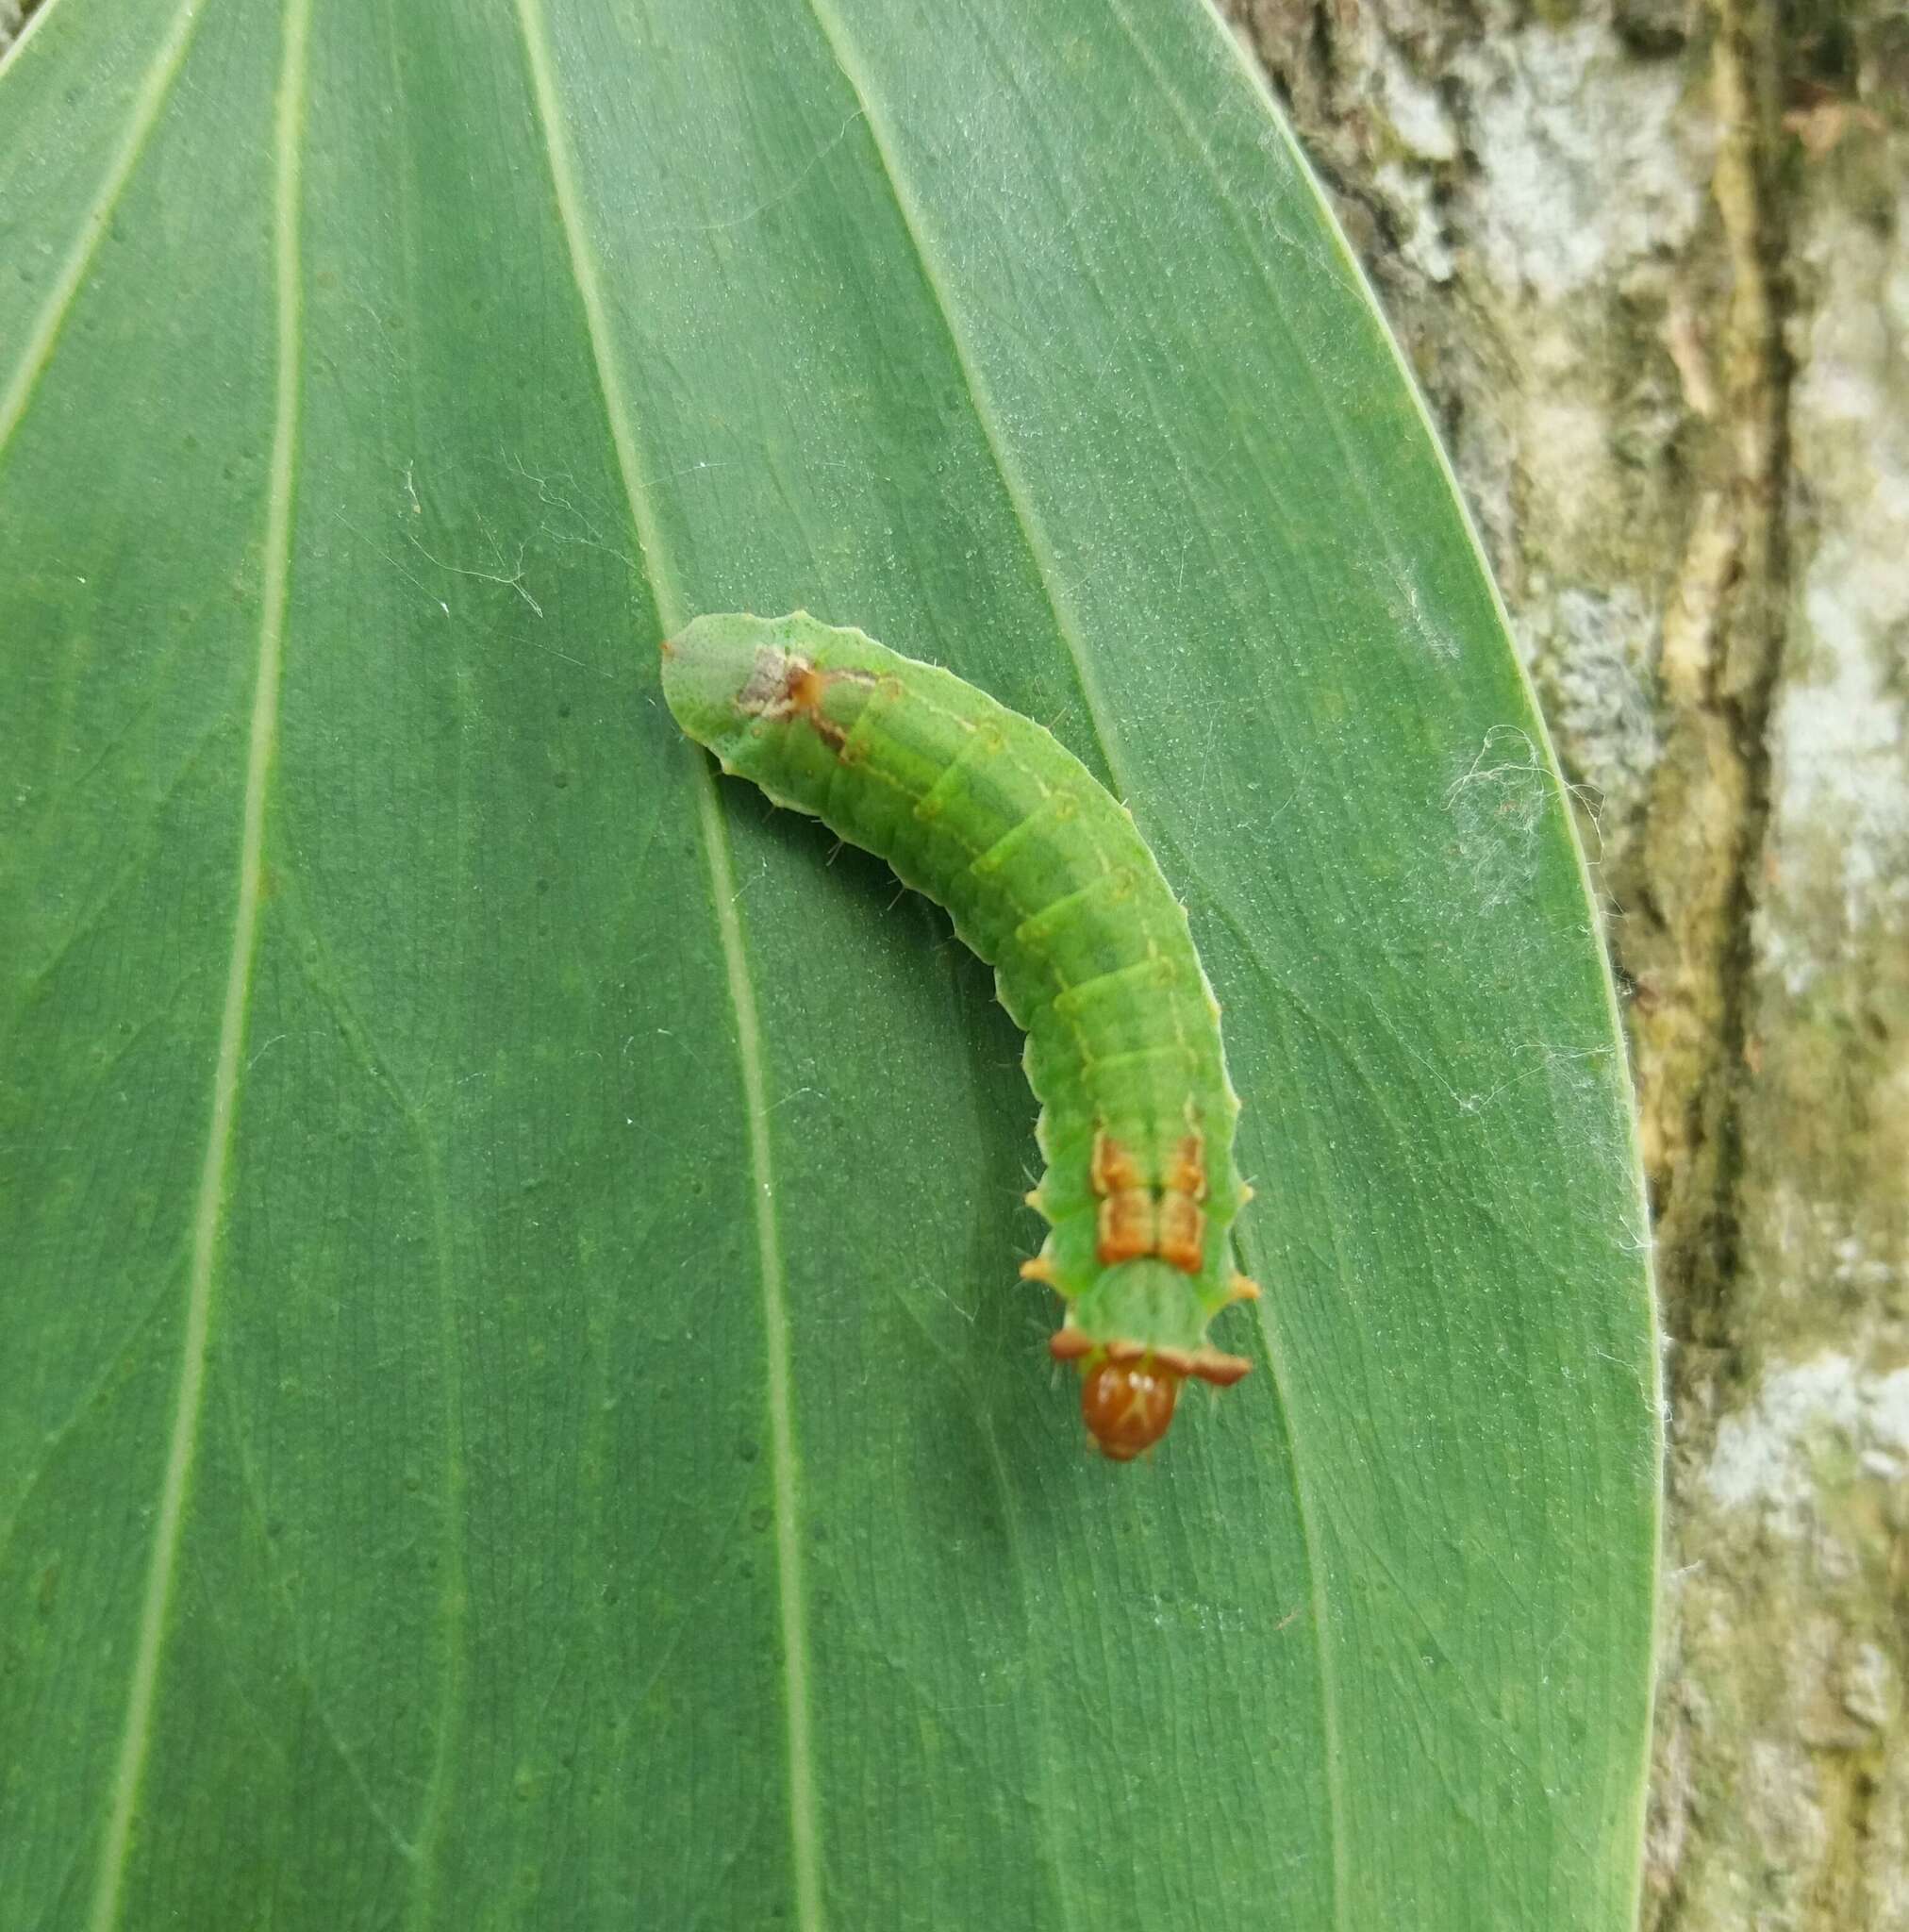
xmin=660 ymin=612 xmax=800 ymax=752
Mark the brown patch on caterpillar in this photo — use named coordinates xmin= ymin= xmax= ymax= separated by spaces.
xmin=1090 ymin=1130 xmax=1144 ymax=1196
xmin=1089 ymin=1127 xmax=1208 ymax=1273
xmin=1167 ymin=1133 xmax=1207 ymax=1201
xmin=1089 ymin=1130 xmax=1156 ymax=1263
xmin=788 ymin=662 xmax=848 ymax=752
xmin=1155 ymin=1192 xmax=1204 ymax=1272
xmin=1096 ymin=1189 xmax=1159 ymax=1264
xmin=735 ymin=647 xmax=879 ymax=756
xmin=735 ymin=645 xmax=803 ymax=715
xmin=1184 ymin=1345 xmax=1253 ymax=1385
xmin=1156 ymin=1129 xmax=1209 ymax=1269
xmin=1047 ymin=1327 xmax=1252 ymax=1388
xmin=1048 ymin=1325 xmax=1094 ymax=1362
xmin=1102 ymin=1337 xmax=1252 ymax=1386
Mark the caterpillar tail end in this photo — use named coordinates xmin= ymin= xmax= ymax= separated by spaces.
xmin=1049 ymin=1327 xmax=1251 ymax=1460
xmin=1079 ymin=1356 xmax=1183 ymax=1460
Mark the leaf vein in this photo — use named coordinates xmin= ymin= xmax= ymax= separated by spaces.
xmin=797 ymin=0 xmax=1134 ymax=808
xmin=0 ymin=0 xmax=208 ymax=465
xmin=511 ymin=7 xmax=825 ymax=1928
xmin=83 ymin=1 xmax=308 ymax=1924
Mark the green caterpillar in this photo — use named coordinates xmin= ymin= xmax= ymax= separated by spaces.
xmin=661 ymin=612 xmax=1257 ymax=1459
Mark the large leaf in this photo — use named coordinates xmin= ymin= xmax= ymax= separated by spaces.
xmin=0 ymin=1 xmax=1659 ymax=1926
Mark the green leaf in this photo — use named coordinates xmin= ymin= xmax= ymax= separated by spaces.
xmin=0 ymin=0 xmax=1658 ymax=1926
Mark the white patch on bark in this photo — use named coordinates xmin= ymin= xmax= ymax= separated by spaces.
xmin=1706 ymin=1352 xmax=1909 ymax=1533
xmin=1454 ymin=22 xmax=1707 ymax=300
xmin=1517 ymin=586 xmax=1663 ymax=828
xmin=1375 ymin=41 xmax=1459 ymax=163
xmin=1768 ymin=181 xmax=1909 ymax=972
xmin=1374 ymin=160 xmax=1456 ymax=283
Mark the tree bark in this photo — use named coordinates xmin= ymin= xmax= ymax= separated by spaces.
xmin=1223 ymin=0 xmax=1909 ymax=1921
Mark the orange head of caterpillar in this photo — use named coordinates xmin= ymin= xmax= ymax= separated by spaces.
xmin=1079 ymin=1355 xmax=1184 ymax=1461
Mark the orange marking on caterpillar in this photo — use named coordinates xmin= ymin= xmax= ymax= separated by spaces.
xmin=787 ymin=661 xmax=850 ymax=752
xmin=1096 ymin=1189 xmax=1157 ymax=1264
xmin=1156 ymin=1192 xmax=1205 ymax=1272
xmin=736 ymin=648 xmax=878 ymax=756
xmin=1168 ymin=1133 xmax=1207 ymax=1201
xmin=1089 ymin=1130 xmax=1143 ymax=1196
xmin=1229 ymin=1273 xmax=1262 ymax=1303
xmin=1018 ymin=1255 xmax=1057 ymax=1285
xmin=1090 ymin=1127 xmax=1206 ymax=1272
xmin=1103 ymin=1338 xmax=1253 ymax=1386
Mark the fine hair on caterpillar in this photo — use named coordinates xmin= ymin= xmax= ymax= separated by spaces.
xmin=662 ymin=611 xmax=1258 ymax=1460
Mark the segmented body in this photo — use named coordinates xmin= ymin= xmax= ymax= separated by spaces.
xmin=661 ymin=612 xmax=1256 ymax=1457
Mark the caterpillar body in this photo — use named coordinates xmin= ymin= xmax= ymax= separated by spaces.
xmin=661 ymin=612 xmax=1257 ymax=1460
